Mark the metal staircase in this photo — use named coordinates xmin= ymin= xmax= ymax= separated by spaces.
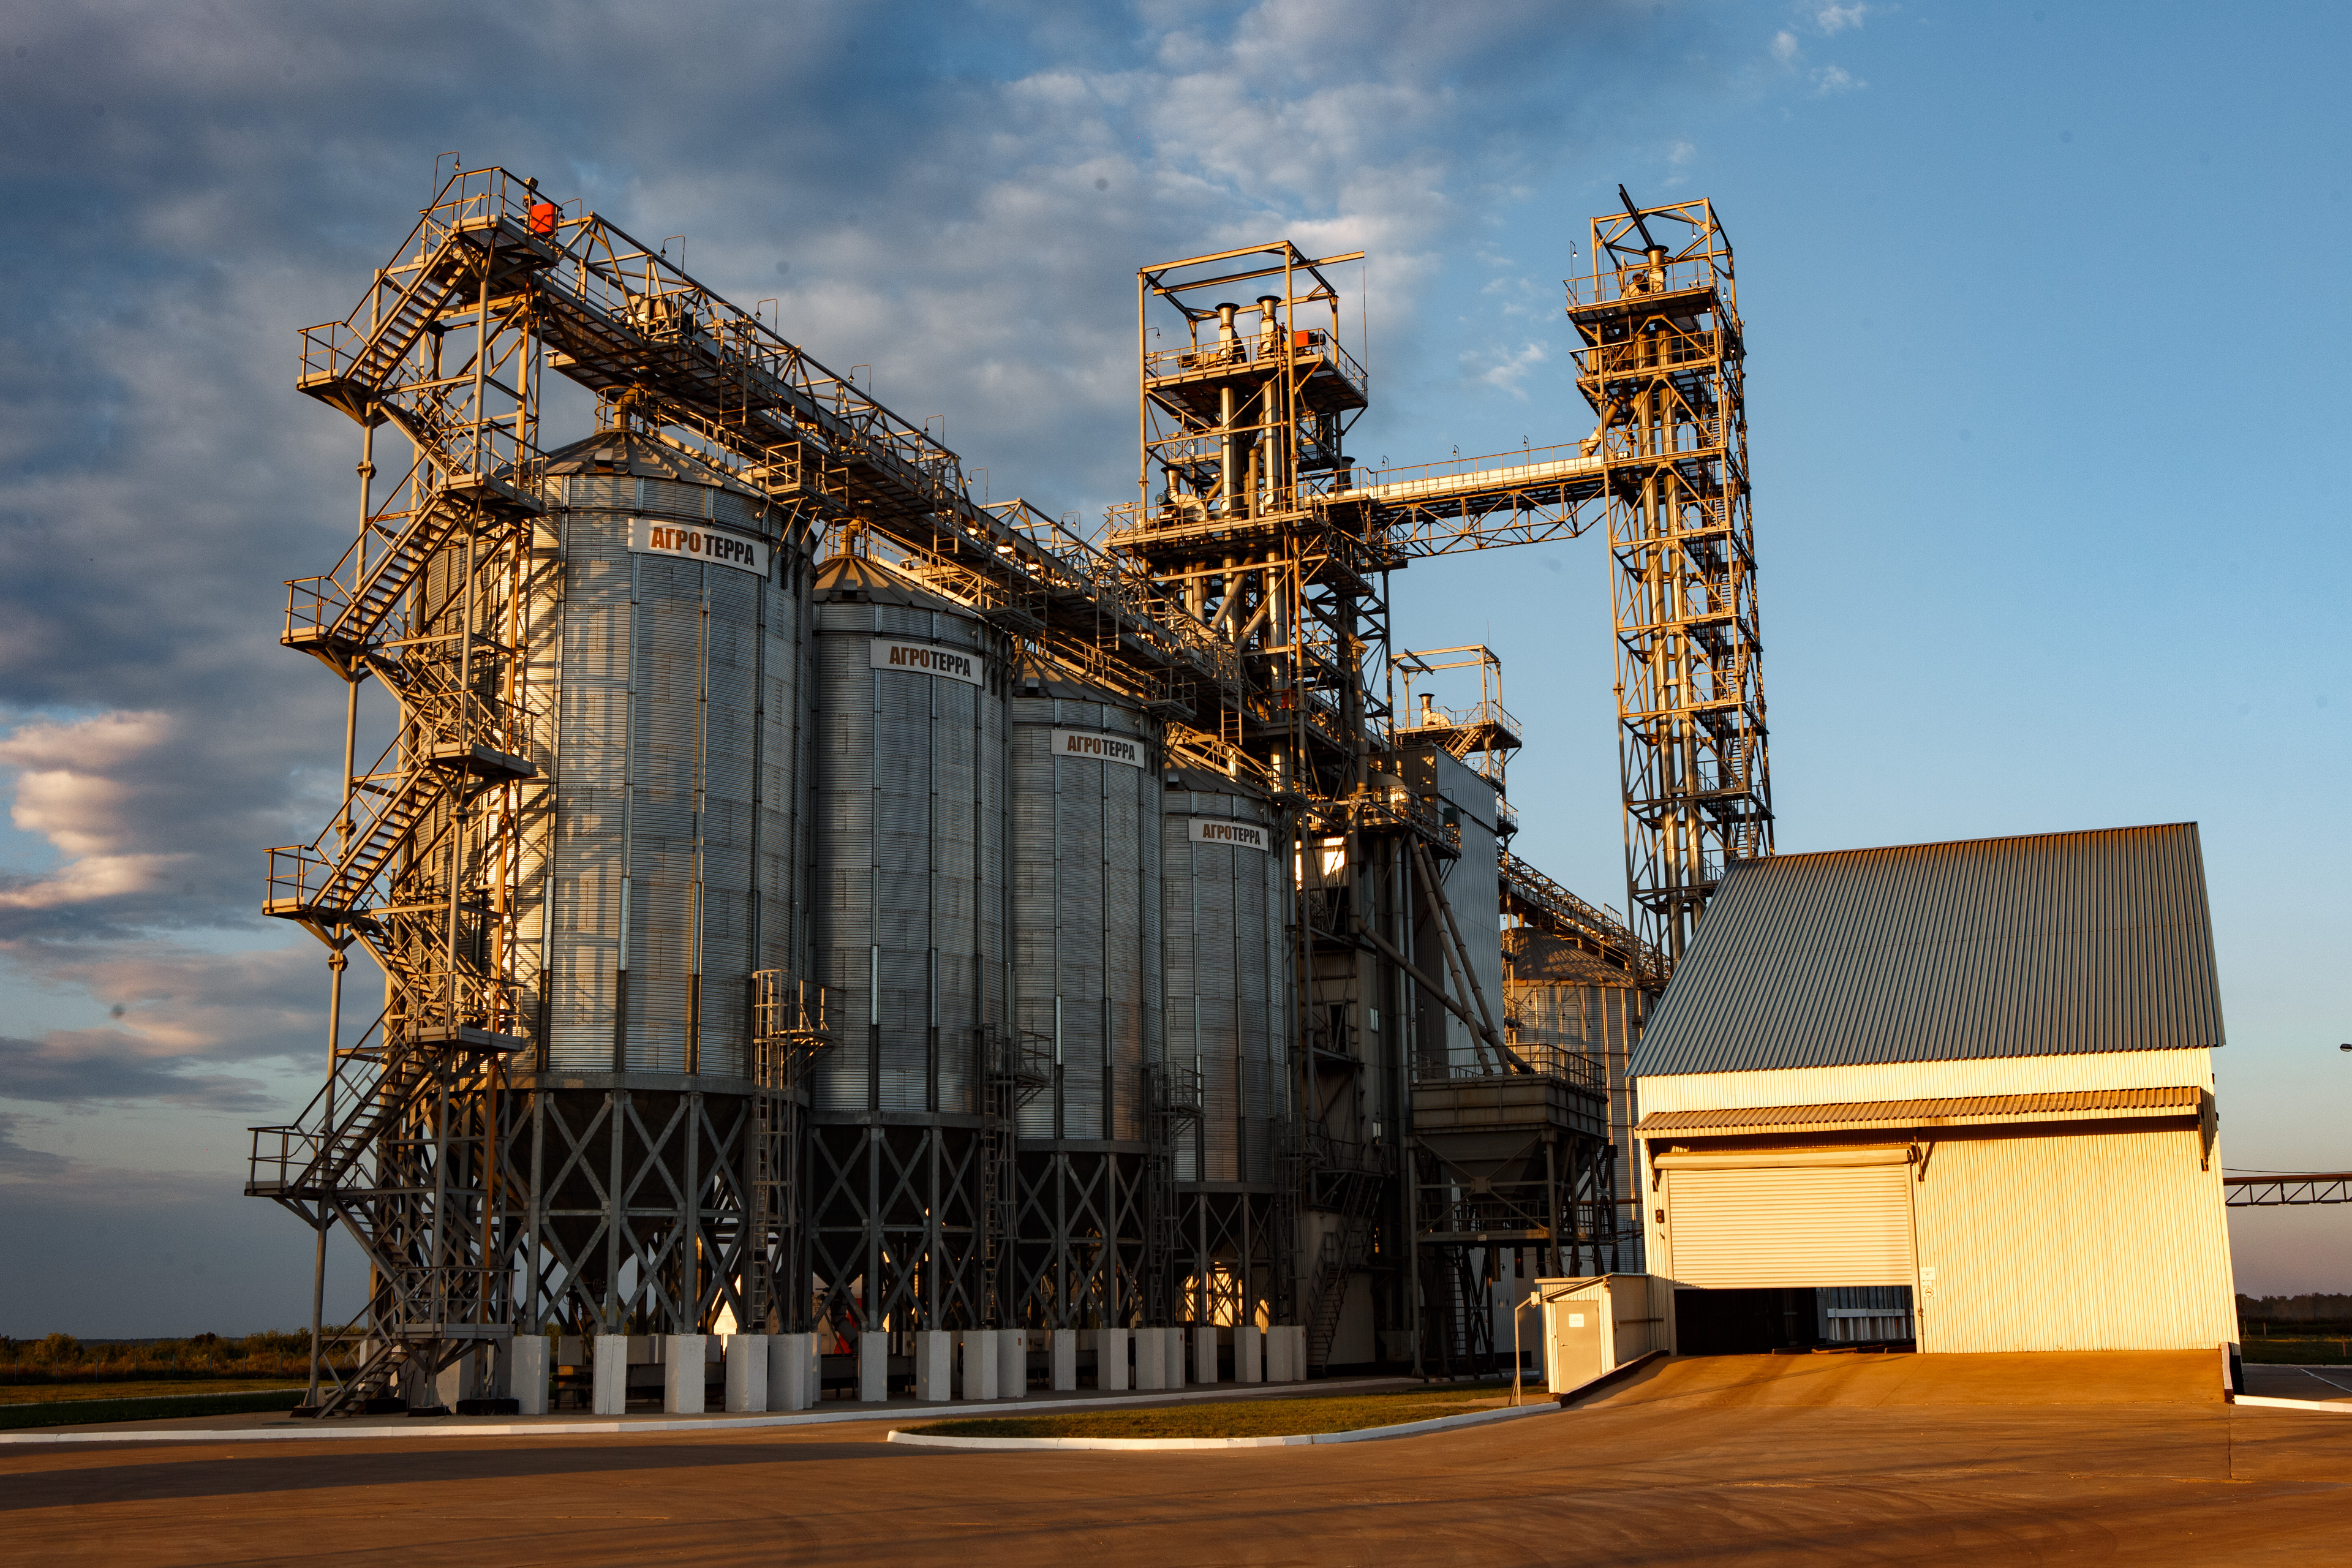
xmin=743 ymin=974 xmax=836 ymax=1333
xmin=977 ymin=1027 xmax=1052 ymax=1326
xmin=1304 ymin=1158 xmax=1384 ymax=1372
xmin=1141 ymin=1061 xmax=1204 ymax=1325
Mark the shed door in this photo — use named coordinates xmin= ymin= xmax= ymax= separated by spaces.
xmin=1661 ymin=1153 xmax=1915 ymax=1289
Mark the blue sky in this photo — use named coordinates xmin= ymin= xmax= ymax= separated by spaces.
xmin=1 ymin=0 xmax=2344 ymax=1334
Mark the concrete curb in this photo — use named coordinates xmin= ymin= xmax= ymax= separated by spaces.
xmin=2231 ymin=1395 xmax=2352 ymax=1414
xmin=886 ymin=1397 xmax=1561 ymax=1452
xmin=1552 ymin=1349 xmax=1670 ymax=1408
xmin=0 ymin=1378 xmax=1401 ymax=1449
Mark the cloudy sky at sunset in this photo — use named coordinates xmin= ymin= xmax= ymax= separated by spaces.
xmin=1 ymin=0 xmax=2344 ymax=1333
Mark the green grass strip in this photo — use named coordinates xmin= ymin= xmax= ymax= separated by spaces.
xmin=0 ymin=1388 xmax=306 ymax=1431
xmin=912 ymin=1381 xmax=1523 ymax=1441
xmin=0 ymin=1379 xmax=309 ymax=1408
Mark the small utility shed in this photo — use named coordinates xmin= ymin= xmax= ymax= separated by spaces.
xmin=1630 ymin=824 xmax=2238 ymax=1355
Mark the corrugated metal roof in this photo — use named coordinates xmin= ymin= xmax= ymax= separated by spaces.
xmin=1628 ymin=824 xmax=2225 ymax=1078
xmin=812 ymin=553 xmax=960 ymax=611
xmin=1636 ymin=1085 xmax=2203 ymax=1137
xmin=544 ymin=429 xmax=751 ymax=489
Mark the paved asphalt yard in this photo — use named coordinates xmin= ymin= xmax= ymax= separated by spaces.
xmin=1 ymin=1351 xmax=2344 ymax=1565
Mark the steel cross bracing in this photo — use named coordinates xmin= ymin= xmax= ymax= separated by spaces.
xmin=2225 ymin=1173 xmax=2352 ymax=1207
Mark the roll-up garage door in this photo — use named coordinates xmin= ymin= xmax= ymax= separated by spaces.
xmin=1657 ymin=1148 xmax=1915 ymax=1289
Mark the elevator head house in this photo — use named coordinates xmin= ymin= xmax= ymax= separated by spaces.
xmin=1628 ymin=823 xmax=2237 ymax=1359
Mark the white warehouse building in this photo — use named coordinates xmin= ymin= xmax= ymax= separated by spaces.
xmin=1629 ymin=823 xmax=2239 ymax=1359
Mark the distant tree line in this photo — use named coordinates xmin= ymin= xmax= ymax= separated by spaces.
xmin=2237 ymin=1294 xmax=2352 ymax=1332
xmin=0 ymin=1330 xmax=326 ymax=1384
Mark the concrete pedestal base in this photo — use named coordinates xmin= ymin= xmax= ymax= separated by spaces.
xmin=665 ymin=1335 xmax=708 ymax=1414
xmin=998 ymin=1329 xmax=1028 ymax=1399
xmin=1163 ymin=1326 xmax=1188 ymax=1388
xmin=592 ymin=1336 xmax=629 ymax=1415
xmin=914 ymin=1330 xmax=954 ymax=1401
xmin=860 ymin=1330 xmax=890 ymax=1403
xmin=1134 ymin=1327 xmax=1168 ymax=1390
xmin=1235 ymin=1324 xmax=1263 ymax=1384
xmin=509 ymin=1336 xmax=549 ymax=1416
xmin=434 ymin=1351 xmax=479 ymax=1409
xmin=724 ymin=1334 xmax=768 ymax=1412
xmin=1096 ymin=1327 xmax=1130 ymax=1391
xmin=957 ymin=1330 xmax=998 ymax=1400
xmin=1272 ymin=1325 xmax=1305 ymax=1381
xmin=769 ymin=1332 xmax=816 ymax=1412
xmin=1193 ymin=1325 xmax=1220 ymax=1386
xmin=1050 ymin=1329 xmax=1077 ymax=1392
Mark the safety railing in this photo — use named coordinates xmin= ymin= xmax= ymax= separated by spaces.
xmin=1144 ymin=326 xmax=1366 ymax=398
xmin=1420 ymin=1039 xmax=1605 ymax=1091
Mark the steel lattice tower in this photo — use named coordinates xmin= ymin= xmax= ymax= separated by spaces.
xmin=1570 ymin=197 xmax=1772 ymax=963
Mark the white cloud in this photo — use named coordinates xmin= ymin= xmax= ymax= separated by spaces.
xmin=1466 ymin=341 xmax=1551 ymax=399
xmin=1772 ymin=29 xmax=1801 ymax=62
xmin=1812 ymin=64 xmax=1864 ymax=94
xmin=0 ymin=1 xmax=1733 ymax=1135
xmin=1814 ymin=3 xmax=1869 ymax=34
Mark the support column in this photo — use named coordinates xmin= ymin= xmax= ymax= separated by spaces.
xmin=1163 ymin=1326 xmax=1188 ymax=1389
xmin=1236 ymin=1324 xmax=1264 ymax=1384
xmin=959 ymin=1329 xmax=998 ymax=1400
xmin=859 ymin=1329 xmax=890 ymax=1402
xmin=914 ymin=1329 xmax=954 ymax=1401
xmin=1134 ymin=1326 xmax=1167 ymax=1390
xmin=1096 ymin=1327 xmax=1130 ymax=1391
xmin=1194 ymin=1324 xmax=1221 ymax=1386
xmin=592 ymin=1336 xmax=628 ymax=1416
xmin=1050 ymin=1328 xmax=1077 ymax=1391
xmin=664 ymin=1335 xmax=707 ymax=1414
xmin=725 ymin=1334 xmax=768 ymax=1412
xmin=510 ymin=1335 xmax=549 ymax=1416
xmin=769 ymin=1332 xmax=815 ymax=1412
xmin=997 ymin=1329 xmax=1028 ymax=1400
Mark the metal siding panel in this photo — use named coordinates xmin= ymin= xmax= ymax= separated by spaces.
xmin=1632 ymin=1048 xmax=2217 ymax=1117
xmin=1910 ymin=1125 xmax=2238 ymax=1352
xmin=1662 ymin=1163 xmax=1915 ymax=1289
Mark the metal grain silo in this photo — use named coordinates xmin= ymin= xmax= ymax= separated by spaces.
xmin=538 ymin=432 xmax=811 ymax=1072
xmin=1005 ymin=660 xmax=1161 ymax=1332
xmin=1163 ymin=768 xmax=1290 ymax=1186
xmin=807 ymin=552 xmax=1009 ymax=1335
xmin=1158 ymin=764 xmax=1294 ymax=1339
xmin=519 ymin=428 xmax=816 ymax=1338
xmin=1009 ymin=658 xmax=1162 ymax=1143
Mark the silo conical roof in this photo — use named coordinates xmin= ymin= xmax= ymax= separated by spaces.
xmin=812 ymin=553 xmax=967 ymax=612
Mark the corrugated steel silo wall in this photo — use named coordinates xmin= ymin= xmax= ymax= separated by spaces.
xmin=541 ymin=472 xmax=807 ymax=1075
xmin=810 ymin=594 xmax=1006 ymax=1114
xmin=1163 ymin=784 xmax=1290 ymax=1183
xmin=1008 ymin=693 xmax=1161 ymax=1141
